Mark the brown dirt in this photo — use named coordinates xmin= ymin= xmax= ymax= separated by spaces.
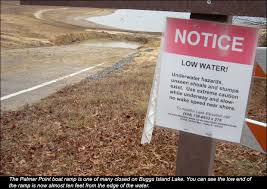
xmin=1 ymin=1 xmax=266 ymax=176
xmin=258 ymin=29 xmax=267 ymax=47
xmin=248 ymin=79 xmax=267 ymax=123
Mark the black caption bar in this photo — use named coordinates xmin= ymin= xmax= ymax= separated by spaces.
xmin=0 ymin=176 xmax=265 ymax=188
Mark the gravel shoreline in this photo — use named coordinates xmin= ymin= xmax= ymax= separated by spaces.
xmin=88 ymin=52 xmax=138 ymax=81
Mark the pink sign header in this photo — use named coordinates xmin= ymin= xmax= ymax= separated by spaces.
xmin=164 ymin=18 xmax=258 ymax=65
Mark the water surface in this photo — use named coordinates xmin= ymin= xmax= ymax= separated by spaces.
xmin=80 ymin=40 xmax=140 ymax=49
xmin=87 ymin=9 xmax=190 ymax=32
xmin=87 ymin=9 xmax=266 ymax=33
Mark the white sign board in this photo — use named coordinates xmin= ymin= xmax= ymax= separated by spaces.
xmin=144 ymin=18 xmax=258 ymax=143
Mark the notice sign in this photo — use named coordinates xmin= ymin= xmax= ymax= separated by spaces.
xmin=156 ymin=18 xmax=258 ymax=143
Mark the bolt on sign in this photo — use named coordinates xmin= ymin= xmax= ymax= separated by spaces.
xmin=142 ymin=18 xmax=258 ymax=144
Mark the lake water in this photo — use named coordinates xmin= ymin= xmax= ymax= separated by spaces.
xmin=87 ymin=9 xmax=266 ymax=33
xmin=233 ymin=16 xmax=267 ymax=25
xmin=80 ymin=40 xmax=140 ymax=49
xmin=87 ymin=9 xmax=190 ymax=32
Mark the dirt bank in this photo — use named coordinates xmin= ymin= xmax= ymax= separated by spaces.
xmin=1 ymin=1 xmax=155 ymax=50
